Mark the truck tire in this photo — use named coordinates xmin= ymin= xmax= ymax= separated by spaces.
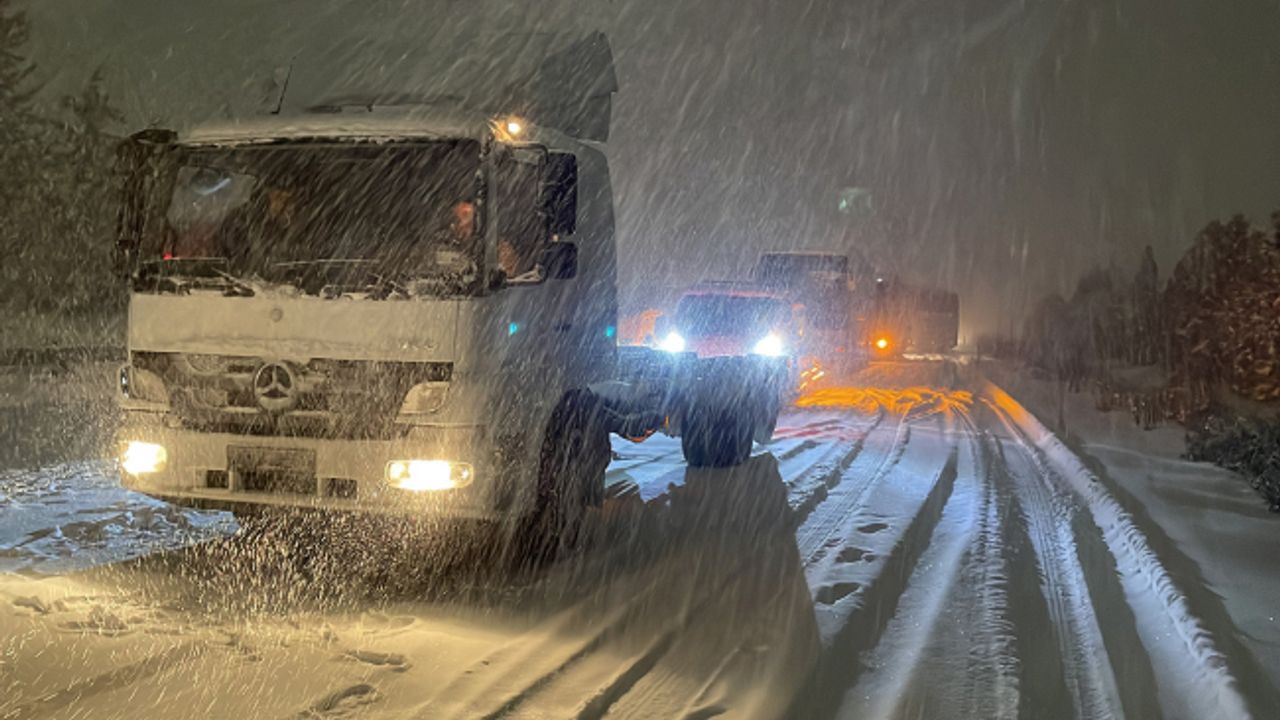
xmin=522 ymin=391 xmax=610 ymax=562
xmin=681 ymin=405 xmax=754 ymax=468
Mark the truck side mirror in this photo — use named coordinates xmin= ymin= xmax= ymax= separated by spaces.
xmin=540 ymin=242 xmax=578 ymax=280
xmin=542 ymin=152 xmax=578 ymax=236
xmin=115 ymin=128 xmax=177 ymax=278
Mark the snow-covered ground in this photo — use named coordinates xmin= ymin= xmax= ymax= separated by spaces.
xmin=2 ymin=360 xmax=1276 ymax=718
xmin=0 ymin=462 xmax=235 ymax=575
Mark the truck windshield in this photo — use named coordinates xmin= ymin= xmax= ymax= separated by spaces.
xmin=675 ymin=295 xmax=790 ymax=338
xmin=154 ymin=140 xmax=483 ymax=295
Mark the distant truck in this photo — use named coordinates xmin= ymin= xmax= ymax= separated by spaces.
xmin=752 ymin=251 xmax=959 ymax=361
xmin=110 ymin=35 xmax=779 ymax=551
xmin=865 ymin=277 xmax=960 ymax=355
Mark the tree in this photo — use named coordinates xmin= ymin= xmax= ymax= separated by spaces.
xmin=1131 ymin=245 xmax=1159 ymax=366
xmin=0 ymin=0 xmax=39 ymax=308
xmin=1165 ymin=214 xmax=1280 ymax=406
xmin=0 ymin=0 xmax=35 ymax=118
xmin=44 ymin=69 xmax=126 ymax=313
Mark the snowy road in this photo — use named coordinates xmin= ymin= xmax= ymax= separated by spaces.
xmin=1 ymin=363 xmax=1275 ymax=719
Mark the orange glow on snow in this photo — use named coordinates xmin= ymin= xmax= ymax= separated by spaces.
xmin=796 ymin=386 xmax=972 ymax=415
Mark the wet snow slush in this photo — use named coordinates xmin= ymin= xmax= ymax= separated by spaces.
xmin=1 ymin=361 xmax=1273 ymax=719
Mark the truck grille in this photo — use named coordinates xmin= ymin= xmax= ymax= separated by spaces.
xmin=133 ymin=352 xmax=451 ymax=440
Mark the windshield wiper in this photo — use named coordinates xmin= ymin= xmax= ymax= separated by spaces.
xmin=137 ymin=257 xmax=258 ymax=296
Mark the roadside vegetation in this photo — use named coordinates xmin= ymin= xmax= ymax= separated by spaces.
xmin=1 ymin=0 xmax=124 ymax=354
xmin=1011 ymin=210 xmax=1280 ymax=509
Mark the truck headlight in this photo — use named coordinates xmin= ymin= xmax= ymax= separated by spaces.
xmin=386 ymin=460 xmax=473 ymax=492
xmin=658 ymin=331 xmax=686 ymax=353
xmin=751 ymin=334 xmax=785 ymax=357
xmin=121 ymin=441 xmax=167 ymax=475
xmin=400 ymin=381 xmax=450 ymax=415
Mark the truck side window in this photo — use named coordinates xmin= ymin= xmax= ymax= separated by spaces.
xmin=494 ymin=151 xmax=547 ymax=278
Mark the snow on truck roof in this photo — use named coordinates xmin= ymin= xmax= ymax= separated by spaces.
xmin=758 ymin=250 xmax=848 ymax=259
xmin=682 ymin=281 xmax=787 ymax=301
xmin=179 ymin=108 xmax=493 ymax=146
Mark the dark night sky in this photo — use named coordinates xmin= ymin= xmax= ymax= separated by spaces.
xmin=24 ymin=0 xmax=1280 ymax=339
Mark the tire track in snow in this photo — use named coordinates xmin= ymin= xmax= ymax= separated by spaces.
xmin=490 ymin=412 xmax=881 ymax=720
xmin=951 ymin=417 xmax=1021 ymax=720
xmin=793 ymin=410 xmax=912 ymax=567
xmin=1 ymin=641 xmax=207 ymax=720
xmin=794 ymin=414 xmax=958 ymax=718
xmin=485 ymin=540 xmax=779 ymax=720
xmin=781 ymin=409 xmax=885 ymax=525
xmin=980 ymin=386 xmax=1253 ymax=720
xmin=981 ymin=401 xmax=1124 ymax=720
xmin=836 ymin=410 xmax=987 ymax=720
xmin=406 ymin=575 xmax=679 ymax=720
xmin=859 ymin=411 xmax=1021 ymax=720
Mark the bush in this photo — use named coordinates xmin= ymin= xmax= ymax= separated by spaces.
xmin=1185 ymin=414 xmax=1280 ymax=512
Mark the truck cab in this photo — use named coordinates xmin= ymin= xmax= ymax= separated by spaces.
xmin=115 ymin=108 xmax=617 ymax=523
xmin=112 ymin=102 xmax=781 ymax=554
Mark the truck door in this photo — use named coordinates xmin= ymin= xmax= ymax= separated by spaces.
xmin=491 ymin=146 xmax=593 ymax=388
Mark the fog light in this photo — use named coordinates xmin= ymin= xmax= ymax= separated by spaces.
xmin=386 ymin=460 xmax=473 ymax=492
xmin=121 ymin=441 xmax=167 ymax=475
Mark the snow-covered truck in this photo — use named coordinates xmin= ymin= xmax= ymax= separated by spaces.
xmin=110 ymin=34 xmax=780 ymax=546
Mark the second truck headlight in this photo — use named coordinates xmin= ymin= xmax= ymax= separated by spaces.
xmin=752 ymin=334 xmax=785 ymax=357
xmin=659 ymin=332 xmax=686 ymax=353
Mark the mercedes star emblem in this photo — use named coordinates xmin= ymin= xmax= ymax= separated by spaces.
xmin=253 ymin=362 xmax=297 ymax=412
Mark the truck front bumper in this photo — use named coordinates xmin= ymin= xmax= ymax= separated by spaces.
xmin=117 ymin=420 xmax=510 ymax=520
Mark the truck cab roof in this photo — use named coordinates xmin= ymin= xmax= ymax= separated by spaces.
xmin=179 ymin=107 xmax=503 ymax=147
xmin=682 ymin=280 xmax=782 ymax=300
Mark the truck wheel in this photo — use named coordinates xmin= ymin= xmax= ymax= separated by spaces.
xmin=682 ymin=406 xmax=753 ymax=468
xmin=522 ymin=392 xmax=610 ymax=562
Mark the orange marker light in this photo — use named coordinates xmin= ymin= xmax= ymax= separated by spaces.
xmin=875 ymin=337 xmax=890 ymax=350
